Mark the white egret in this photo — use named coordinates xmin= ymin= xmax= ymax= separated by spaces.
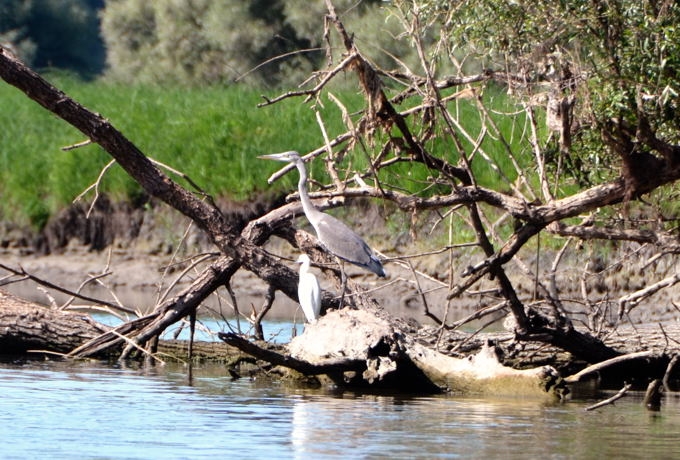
xmin=258 ymin=151 xmax=385 ymax=303
xmin=296 ymin=254 xmax=321 ymax=323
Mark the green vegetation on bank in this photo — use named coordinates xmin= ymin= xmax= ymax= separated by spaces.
xmin=2 ymin=72 xmax=540 ymax=230
xmin=0 ymin=74 xmax=363 ymax=227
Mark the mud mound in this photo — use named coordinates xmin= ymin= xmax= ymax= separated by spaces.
xmin=6 ymin=192 xmax=286 ymax=256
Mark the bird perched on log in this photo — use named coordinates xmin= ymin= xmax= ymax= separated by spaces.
xmin=295 ymin=254 xmax=321 ymax=323
xmin=258 ymin=151 xmax=385 ymax=303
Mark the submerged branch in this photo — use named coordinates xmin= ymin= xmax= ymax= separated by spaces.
xmin=584 ymin=383 xmax=632 ymax=411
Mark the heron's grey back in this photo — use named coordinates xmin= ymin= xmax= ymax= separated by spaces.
xmin=312 ymin=213 xmax=385 ymax=277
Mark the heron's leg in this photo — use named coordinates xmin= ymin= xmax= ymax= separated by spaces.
xmin=336 ymin=257 xmax=347 ymax=309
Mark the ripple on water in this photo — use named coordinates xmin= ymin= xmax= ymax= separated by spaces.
xmin=1 ymin=361 xmax=679 ymax=459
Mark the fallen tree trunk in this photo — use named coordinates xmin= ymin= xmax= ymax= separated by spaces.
xmin=156 ymin=340 xmax=244 ymax=363
xmin=0 ymin=289 xmax=245 ymax=362
xmin=0 ymin=290 xmax=109 ymax=355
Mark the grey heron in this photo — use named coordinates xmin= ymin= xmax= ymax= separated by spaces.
xmin=295 ymin=254 xmax=321 ymax=323
xmin=258 ymin=151 xmax=385 ymax=302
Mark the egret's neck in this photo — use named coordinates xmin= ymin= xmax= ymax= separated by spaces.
xmin=294 ymin=160 xmax=322 ymax=221
xmin=300 ymin=259 xmax=311 ymax=273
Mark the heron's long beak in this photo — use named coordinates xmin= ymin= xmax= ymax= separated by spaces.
xmin=257 ymin=151 xmax=295 ymax=161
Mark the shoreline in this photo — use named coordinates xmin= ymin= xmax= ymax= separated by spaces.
xmin=0 ymin=242 xmax=466 ymax=324
xmin=2 ymin=199 xmax=679 ymax=327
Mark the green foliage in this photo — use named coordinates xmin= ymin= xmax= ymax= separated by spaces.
xmin=2 ymin=0 xmax=439 ymax=88
xmin=0 ymin=73 xmax=356 ymax=227
xmin=413 ymin=0 xmax=680 ymax=168
xmin=284 ymin=0 xmax=418 ymax=73
xmin=2 ymin=77 xmax=529 ymax=229
xmin=593 ymin=2 xmax=680 ymax=139
xmin=101 ymin=1 xmax=275 ymax=85
xmin=0 ymin=1 xmax=36 ymax=64
xmin=99 ymin=0 xmax=415 ymax=87
xmin=5 ymin=0 xmax=680 ymax=229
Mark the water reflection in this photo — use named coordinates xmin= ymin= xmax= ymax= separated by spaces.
xmin=288 ymin=393 xmax=551 ymax=459
xmin=288 ymin=389 xmax=680 ymax=459
xmin=92 ymin=313 xmax=296 ymax=344
xmin=1 ymin=360 xmax=679 ymax=459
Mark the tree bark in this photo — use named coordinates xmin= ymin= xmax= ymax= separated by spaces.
xmin=0 ymin=290 xmax=108 ymax=355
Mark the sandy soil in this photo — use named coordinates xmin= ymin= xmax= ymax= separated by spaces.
xmin=0 ymin=243 xmax=468 ymax=325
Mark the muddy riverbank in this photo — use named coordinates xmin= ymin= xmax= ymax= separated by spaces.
xmin=1 ymin=197 xmax=679 ymax=326
xmin=0 ymin=197 xmax=476 ymax=323
xmin=0 ymin=242 xmax=464 ymax=324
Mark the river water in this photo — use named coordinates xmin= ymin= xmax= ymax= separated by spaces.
xmin=1 ymin=355 xmax=679 ymax=459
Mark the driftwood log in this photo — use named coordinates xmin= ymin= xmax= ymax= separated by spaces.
xmin=0 ymin=290 xmax=107 ymax=355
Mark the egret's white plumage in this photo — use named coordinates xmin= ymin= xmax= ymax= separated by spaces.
xmin=296 ymin=254 xmax=321 ymax=323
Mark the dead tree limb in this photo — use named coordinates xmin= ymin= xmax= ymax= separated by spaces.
xmin=0 ymin=47 xmax=309 ymax=355
xmin=69 ymin=255 xmax=238 ymax=358
xmin=564 ymin=351 xmax=656 ymax=383
xmin=0 ymin=263 xmax=136 ymax=315
xmin=0 ymin=289 xmax=108 ymax=355
xmin=219 ymin=332 xmax=367 ymax=376
xmin=643 ymin=379 xmax=663 ymax=411
xmin=584 ymin=383 xmax=632 ymax=411
xmin=0 ymin=47 xmax=304 ymax=296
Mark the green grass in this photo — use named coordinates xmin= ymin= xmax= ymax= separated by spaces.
xmin=0 ymin=72 xmax=544 ymax=230
xmin=332 ymin=85 xmax=542 ymax=200
xmin=0 ymin=73 xmax=363 ymax=227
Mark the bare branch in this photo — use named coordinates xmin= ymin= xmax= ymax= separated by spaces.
xmin=0 ymin=263 xmax=137 ymax=315
xmin=219 ymin=331 xmax=366 ymax=375
xmin=257 ymin=53 xmax=357 ymax=107
xmin=61 ymin=139 xmax=92 ymax=151
xmin=663 ymin=354 xmax=679 ymax=392
xmin=564 ymin=351 xmax=656 ymax=383
xmin=548 ymin=221 xmax=680 ymax=246
xmin=584 ymin=383 xmax=632 ymax=411
xmin=618 ymin=272 xmax=680 ymax=318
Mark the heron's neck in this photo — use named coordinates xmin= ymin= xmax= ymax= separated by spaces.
xmin=295 ymin=160 xmax=322 ymax=221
